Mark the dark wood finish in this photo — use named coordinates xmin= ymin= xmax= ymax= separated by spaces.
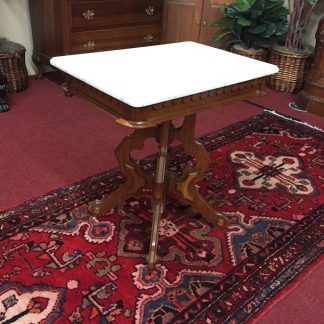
xmin=162 ymin=0 xmax=232 ymax=46
xmin=64 ymin=75 xmax=265 ymax=128
xmin=199 ymin=0 xmax=231 ymax=45
xmin=70 ymin=0 xmax=162 ymax=29
xmin=147 ymin=121 xmax=170 ymax=268
xmin=298 ymin=17 xmax=324 ymax=116
xmin=70 ymin=25 xmax=162 ymax=53
xmin=29 ymin=0 xmax=164 ymax=78
xmin=66 ymin=74 xmax=266 ymax=268
xmin=162 ymin=0 xmax=204 ymax=42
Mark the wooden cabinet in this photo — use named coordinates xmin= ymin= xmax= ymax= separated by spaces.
xmin=29 ymin=0 xmax=164 ymax=78
xmin=298 ymin=17 xmax=324 ymax=116
xmin=162 ymin=0 xmax=232 ymax=46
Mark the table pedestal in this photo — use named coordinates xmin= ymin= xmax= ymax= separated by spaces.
xmin=89 ymin=114 xmax=228 ymax=268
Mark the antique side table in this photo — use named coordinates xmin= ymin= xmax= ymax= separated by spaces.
xmin=51 ymin=42 xmax=278 ymax=268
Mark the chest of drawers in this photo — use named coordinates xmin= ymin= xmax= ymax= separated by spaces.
xmin=29 ymin=0 xmax=164 ymax=78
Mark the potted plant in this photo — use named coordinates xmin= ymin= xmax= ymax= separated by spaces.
xmin=212 ymin=0 xmax=288 ymax=61
xmin=268 ymin=0 xmax=319 ymax=93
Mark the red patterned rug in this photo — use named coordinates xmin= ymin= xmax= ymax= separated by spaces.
xmin=0 ymin=111 xmax=323 ymax=323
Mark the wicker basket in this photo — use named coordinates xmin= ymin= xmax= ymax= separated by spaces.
xmin=267 ymin=47 xmax=311 ymax=93
xmin=0 ymin=39 xmax=28 ymax=93
xmin=231 ymin=44 xmax=267 ymax=61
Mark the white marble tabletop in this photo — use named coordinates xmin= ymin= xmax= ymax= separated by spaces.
xmin=50 ymin=42 xmax=278 ymax=108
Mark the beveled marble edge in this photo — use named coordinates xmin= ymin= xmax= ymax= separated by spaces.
xmin=51 ymin=42 xmax=278 ymax=108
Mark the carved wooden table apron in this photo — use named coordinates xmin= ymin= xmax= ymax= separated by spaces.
xmin=51 ymin=42 xmax=278 ymax=268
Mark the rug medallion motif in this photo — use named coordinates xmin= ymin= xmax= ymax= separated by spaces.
xmin=0 ymin=112 xmax=323 ymax=323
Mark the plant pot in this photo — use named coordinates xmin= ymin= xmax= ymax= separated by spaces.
xmin=267 ymin=47 xmax=311 ymax=93
xmin=231 ymin=44 xmax=267 ymax=61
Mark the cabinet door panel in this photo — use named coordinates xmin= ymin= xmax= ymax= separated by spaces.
xmin=162 ymin=0 xmax=204 ymax=43
xmin=199 ymin=0 xmax=232 ymax=47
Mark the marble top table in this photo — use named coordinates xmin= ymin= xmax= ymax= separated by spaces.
xmin=51 ymin=42 xmax=278 ymax=268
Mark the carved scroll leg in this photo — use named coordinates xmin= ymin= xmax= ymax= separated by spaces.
xmin=89 ymin=127 xmax=156 ymax=216
xmin=61 ymin=77 xmax=74 ymax=97
xmin=178 ymin=181 xmax=228 ymax=228
xmin=172 ymin=114 xmax=228 ymax=228
xmin=147 ymin=121 xmax=170 ymax=269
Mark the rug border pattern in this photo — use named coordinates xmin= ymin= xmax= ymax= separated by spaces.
xmin=0 ymin=111 xmax=323 ymax=323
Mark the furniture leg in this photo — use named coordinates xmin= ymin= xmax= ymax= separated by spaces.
xmin=32 ymin=53 xmax=44 ymax=80
xmin=171 ymin=114 xmax=228 ymax=228
xmin=147 ymin=121 xmax=170 ymax=269
xmin=89 ymin=127 xmax=157 ymax=216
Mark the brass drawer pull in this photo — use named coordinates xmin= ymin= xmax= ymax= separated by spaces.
xmin=83 ymin=9 xmax=95 ymax=20
xmin=144 ymin=34 xmax=154 ymax=42
xmin=84 ymin=41 xmax=96 ymax=51
xmin=145 ymin=6 xmax=155 ymax=15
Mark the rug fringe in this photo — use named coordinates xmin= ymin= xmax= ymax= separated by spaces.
xmin=264 ymin=109 xmax=324 ymax=133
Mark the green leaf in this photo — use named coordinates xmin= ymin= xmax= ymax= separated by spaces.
xmin=274 ymin=21 xmax=288 ymax=35
xmin=308 ymin=0 xmax=318 ymax=5
xmin=264 ymin=0 xmax=281 ymax=10
xmin=277 ymin=7 xmax=289 ymax=18
xmin=250 ymin=0 xmax=265 ymax=18
xmin=212 ymin=30 xmax=233 ymax=43
xmin=227 ymin=6 xmax=241 ymax=18
xmin=238 ymin=16 xmax=252 ymax=26
xmin=233 ymin=23 xmax=243 ymax=38
xmin=250 ymin=9 xmax=263 ymax=19
xmin=233 ymin=0 xmax=254 ymax=12
xmin=220 ymin=4 xmax=229 ymax=15
xmin=249 ymin=24 xmax=267 ymax=34
xmin=226 ymin=38 xmax=242 ymax=47
xmin=260 ymin=23 xmax=276 ymax=38
xmin=252 ymin=0 xmax=265 ymax=8
xmin=212 ymin=17 xmax=231 ymax=28
xmin=267 ymin=6 xmax=288 ymax=19
xmin=211 ymin=0 xmax=289 ymax=49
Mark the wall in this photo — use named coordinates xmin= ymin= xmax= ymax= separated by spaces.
xmin=304 ymin=1 xmax=324 ymax=48
xmin=0 ymin=0 xmax=323 ymax=76
xmin=0 ymin=0 xmax=36 ymax=75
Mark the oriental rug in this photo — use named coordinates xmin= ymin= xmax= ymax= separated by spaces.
xmin=0 ymin=111 xmax=323 ymax=323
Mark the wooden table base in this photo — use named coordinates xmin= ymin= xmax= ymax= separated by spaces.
xmin=89 ymin=113 xmax=228 ymax=268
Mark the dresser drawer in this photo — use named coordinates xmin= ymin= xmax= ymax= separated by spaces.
xmin=71 ymin=24 xmax=161 ymax=53
xmin=70 ymin=0 xmax=162 ymax=30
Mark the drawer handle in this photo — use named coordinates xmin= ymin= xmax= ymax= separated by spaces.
xmin=144 ymin=34 xmax=154 ymax=42
xmin=145 ymin=6 xmax=155 ymax=15
xmin=83 ymin=9 xmax=95 ymax=20
xmin=84 ymin=41 xmax=96 ymax=51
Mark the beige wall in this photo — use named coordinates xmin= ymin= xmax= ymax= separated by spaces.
xmin=0 ymin=1 xmax=323 ymax=76
xmin=0 ymin=0 xmax=36 ymax=75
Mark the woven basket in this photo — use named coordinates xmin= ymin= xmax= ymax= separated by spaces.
xmin=267 ymin=47 xmax=311 ymax=93
xmin=0 ymin=40 xmax=28 ymax=93
xmin=231 ymin=44 xmax=267 ymax=61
